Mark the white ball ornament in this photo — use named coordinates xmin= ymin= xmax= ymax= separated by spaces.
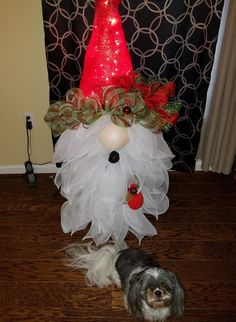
xmin=98 ymin=123 xmax=129 ymax=150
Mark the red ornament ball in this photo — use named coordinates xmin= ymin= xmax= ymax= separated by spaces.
xmin=128 ymin=192 xmax=144 ymax=210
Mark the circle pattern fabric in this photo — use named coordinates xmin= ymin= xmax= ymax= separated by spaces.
xmin=42 ymin=0 xmax=224 ymax=171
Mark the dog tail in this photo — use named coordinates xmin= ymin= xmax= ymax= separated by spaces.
xmin=64 ymin=242 xmax=127 ymax=288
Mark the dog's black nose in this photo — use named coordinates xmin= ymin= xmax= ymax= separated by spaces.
xmin=155 ymin=289 xmax=163 ymax=297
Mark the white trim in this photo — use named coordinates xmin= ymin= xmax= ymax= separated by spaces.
xmin=0 ymin=163 xmax=57 ymax=174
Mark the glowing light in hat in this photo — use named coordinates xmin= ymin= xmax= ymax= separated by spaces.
xmin=79 ymin=0 xmax=133 ymax=98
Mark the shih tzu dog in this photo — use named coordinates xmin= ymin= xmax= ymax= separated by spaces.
xmin=64 ymin=242 xmax=185 ymax=321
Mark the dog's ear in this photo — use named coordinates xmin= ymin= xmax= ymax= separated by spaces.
xmin=169 ymin=271 xmax=185 ymax=317
xmin=126 ymin=271 xmax=146 ymax=318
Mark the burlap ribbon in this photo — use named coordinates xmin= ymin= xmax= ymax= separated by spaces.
xmin=44 ymin=74 xmax=182 ymax=137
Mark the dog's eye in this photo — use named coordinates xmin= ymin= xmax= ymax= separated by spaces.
xmin=161 ymin=283 xmax=170 ymax=291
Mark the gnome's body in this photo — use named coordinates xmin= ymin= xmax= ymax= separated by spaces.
xmin=54 ymin=116 xmax=173 ymax=245
xmin=47 ymin=0 xmax=176 ymax=245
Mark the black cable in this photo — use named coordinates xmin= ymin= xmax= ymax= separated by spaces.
xmin=25 ymin=119 xmax=52 ymax=165
xmin=26 ymin=127 xmax=32 ymax=161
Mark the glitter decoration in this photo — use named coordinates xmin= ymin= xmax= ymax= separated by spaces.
xmin=79 ymin=0 xmax=133 ymax=98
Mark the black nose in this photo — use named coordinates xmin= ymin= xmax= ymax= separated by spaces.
xmin=108 ymin=151 xmax=120 ymax=163
xmin=155 ymin=290 xmax=163 ymax=297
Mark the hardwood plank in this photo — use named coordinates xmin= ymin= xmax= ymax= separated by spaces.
xmin=169 ymin=195 xmax=236 ymax=208
xmin=2 ymin=259 xmax=235 ymax=284
xmin=158 ymin=260 xmax=236 ymax=283
xmin=0 ymin=259 xmax=84 ymax=283
xmin=170 ymin=311 xmax=236 ymax=322
xmin=0 ymin=209 xmax=61 ymax=225
xmin=0 ymin=235 xmax=235 ymax=260
xmin=0 ymin=172 xmax=236 ymax=321
xmin=2 ymin=190 xmax=236 ymax=208
xmin=185 ymin=282 xmax=236 ymax=310
xmin=1 ymin=238 xmax=236 ymax=261
xmin=112 ymin=307 xmax=236 ymax=322
xmin=0 ymin=222 xmax=233 ymax=243
xmin=169 ymin=181 xmax=236 ymax=195
xmin=0 ymin=307 xmax=137 ymax=322
xmin=230 ymin=224 xmax=236 ymax=239
xmin=1 ymin=207 xmax=235 ymax=226
xmin=0 ymin=174 xmax=57 ymax=194
xmin=156 ymin=223 xmax=235 ymax=240
xmin=127 ymin=239 xmax=236 ymax=260
xmin=0 ymin=200 xmax=63 ymax=212
xmin=112 ymin=282 xmax=236 ymax=310
xmin=168 ymin=171 xmax=234 ymax=183
xmin=158 ymin=208 xmax=236 ymax=223
xmin=0 ymin=281 xmax=111 ymax=309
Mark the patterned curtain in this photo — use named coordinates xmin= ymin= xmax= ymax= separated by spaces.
xmin=41 ymin=0 xmax=224 ymax=171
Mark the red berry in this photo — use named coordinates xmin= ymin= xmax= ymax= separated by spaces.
xmin=129 ymin=183 xmax=138 ymax=194
xmin=130 ymin=187 xmax=137 ymax=194
xmin=123 ymin=106 xmax=132 ymax=114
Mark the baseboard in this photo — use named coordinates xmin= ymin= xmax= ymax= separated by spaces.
xmin=0 ymin=163 xmax=57 ymax=174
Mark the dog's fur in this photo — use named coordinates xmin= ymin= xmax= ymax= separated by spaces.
xmin=64 ymin=243 xmax=184 ymax=321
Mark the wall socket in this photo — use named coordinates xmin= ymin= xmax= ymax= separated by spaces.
xmin=23 ymin=112 xmax=35 ymax=128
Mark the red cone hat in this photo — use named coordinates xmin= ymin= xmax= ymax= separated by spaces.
xmin=79 ymin=0 xmax=133 ymax=98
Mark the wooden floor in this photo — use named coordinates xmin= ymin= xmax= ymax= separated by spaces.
xmin=0 ymin=172 xmax=236 ymax=322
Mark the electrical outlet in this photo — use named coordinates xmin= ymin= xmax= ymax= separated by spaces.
xmin=23 ymin=112 xmax=35 ymax=128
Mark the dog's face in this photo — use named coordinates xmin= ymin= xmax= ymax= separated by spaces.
xmin=145 ymin=272 xmax=173 ymax=309
xmin=126 ymin=267 xmax=184 ymax=321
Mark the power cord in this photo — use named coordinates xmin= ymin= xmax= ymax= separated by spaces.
xmin=26 ymin=117 xmax=32 ymax=161
xmin=24 ymin=116 xmax=37 ymax=186
xmin=24 ymin=117 xmax=53 ymax=186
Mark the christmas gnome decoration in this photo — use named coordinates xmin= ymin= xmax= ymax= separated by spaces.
xmin=45 ymin=0 xmax=181 ymax=245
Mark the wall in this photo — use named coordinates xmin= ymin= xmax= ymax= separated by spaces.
xmin=0 ymin=0 xmax=54 ymax=171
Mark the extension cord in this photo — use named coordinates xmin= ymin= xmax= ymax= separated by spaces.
xmin=24 ymin=160 xmax=37 ymax=186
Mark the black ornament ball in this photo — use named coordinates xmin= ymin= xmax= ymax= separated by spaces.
xmin=108 ymin=151 xmax=120 ymax=163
